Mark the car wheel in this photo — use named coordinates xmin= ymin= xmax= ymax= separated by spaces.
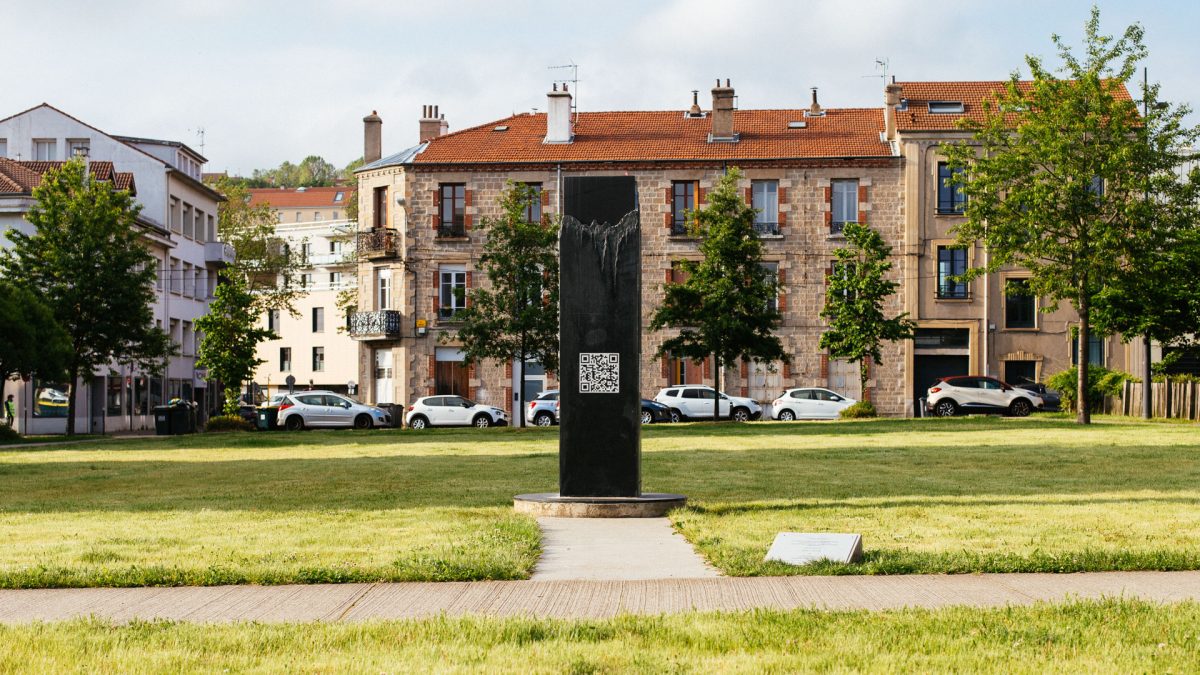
xmin=732 ymin=407 xmax=750 ymax=422
xmin=354 ymin=414 xmax=373 ymax=430
xmin=640 ymin=410 xmax=653 ymax=425
xmin=778 ymin=409 xmax=795 ymax=422
xmin=534 ymin=412 xmax=554 ymax=427
xmin=669 ymin=409 xmax=684 ymax=423
xmin=284 ymin=415 xmax=304 ymax=431
xmin=1009 ymin=398 xmax=1032 ymax=417
xmin=408 ymin=415 xmax=428 ymax=430
xmin=473 ymin=414 xmax=492 ymax=428
xmin=933 ymin=400 xmax=958 ymax=417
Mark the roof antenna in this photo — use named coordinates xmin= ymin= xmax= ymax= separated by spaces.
xmin=862 ymin=57 xmax=890 ymax=82
xmin=548 ymin=61 xmax=580 ymax=123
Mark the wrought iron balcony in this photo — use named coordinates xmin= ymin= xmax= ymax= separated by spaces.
xmin=753 ymin=221 xmax=780 ymax=236
xmin=348 ymin=310 xmax=402 ymax=340
xmin=357 ymin=228 xmax=398 ymax=259
xmin=437 ymin=223 xmax=467 ymax=239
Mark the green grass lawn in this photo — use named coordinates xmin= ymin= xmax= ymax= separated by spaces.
xmin=1 ymin=599 xmax=1197 ymax=673
xmin=0 ymin=416 xmax=1197 ymax=587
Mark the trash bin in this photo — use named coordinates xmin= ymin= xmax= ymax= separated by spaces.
xmin=168 ymin=402 xmax=194 ymax=435
xmin=153 ymin=405 xmax=174 ymax=435
xmin=257 ymin=406 xmax=279 ymax=431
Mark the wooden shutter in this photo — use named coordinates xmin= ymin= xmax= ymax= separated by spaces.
xmin=432 ymin=270 xmax=440 ymax=314
xmin=778 ymin=269 xmax=787 ymax=312
xmin=464 ymin=271 xmax=472 ymax=307
xmin=432 ymin=188 xmax=441 ymax=230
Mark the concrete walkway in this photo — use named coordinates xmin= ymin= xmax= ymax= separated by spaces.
xmin=2 ymin=571 xmax=1198 ymax=623
xmin=531 ymin=517 xmax=719 ymax=581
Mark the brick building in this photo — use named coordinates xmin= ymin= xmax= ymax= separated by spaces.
xmin=350 ymin=80 xmax=1132 ymax=418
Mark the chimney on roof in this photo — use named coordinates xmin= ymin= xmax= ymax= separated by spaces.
xmin=806 ymin=88 xmax=824 ymax=117
xmin=711 ymin=79 xmax=736 ymax=140
xmin=688 ymin=90 xmax=703 ymax=117
xmin=883 ymin=82 xmax=903 ymax=142
xmin=363 ymin=110 xmax=382 ymax=164
xmin=419 ymin=105 xmax=449 ymax=143
xmin=544 ymin=83 xmax=573 ymax=144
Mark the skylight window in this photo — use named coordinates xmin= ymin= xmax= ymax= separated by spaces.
xmin=493 ymin=125 xmax=509 ymax=132
xmin=787 ymin=121 xmax=807 ymax=129
xmin=334 ymin=191 xmax=344 ymax=202
xmin=928 ymin=100 xmax=965 ymax=114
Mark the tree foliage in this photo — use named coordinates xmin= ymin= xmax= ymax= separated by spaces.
xmin=942 ymin=8 xmax=1200 ymax=424
xmin=649 ymin=168 xmax=788 ymax=422
xmin=819 ymin=222 xmax=915 ymax=398
xmin=195 ymin=275 xmax=276 ymax=415
xmin=210 ymin=177 xmax=308 ymax=315
xmin=0 ymin=279 xmax=71 ymax=383
xmin=0 ymin=158 xmax=172 ymax=434
xmin=447 ymin=183 xmax=559 ymax=426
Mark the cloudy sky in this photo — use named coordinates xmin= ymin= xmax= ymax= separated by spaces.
xmin=7 ymin=0 xmax=1196 ymax=174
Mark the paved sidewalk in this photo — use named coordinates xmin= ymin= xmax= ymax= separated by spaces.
xmin=2 ymin=571 xmax=1198 ymax=623
xmin=532 ymin=517 xmax=720 ymax=581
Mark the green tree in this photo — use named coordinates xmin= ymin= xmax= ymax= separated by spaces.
xmin=211 ymin=177 xmax=308 ymax=315
xmin=447 ymin=183 xmax=559 ymax=427
xmin=942 ymin=8 xmax=1199 ymax=423
xmin=649 ymin=168 xmax=789 ymax=422
xmin=195 ymin=275 xmax=276 ymax=415
xmin=0 ymin=279 xmax=71 ymax=383
xmin=0 ymin=158 xmax=173 ymax=434
xmin=819 ymin=222 xmax=915 ymax=399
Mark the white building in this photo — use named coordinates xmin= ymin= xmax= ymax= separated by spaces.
xmin=0 ymin=104 xmax=229 ymax=434
xmin=248 ymin=187 xmax=360 ymax=399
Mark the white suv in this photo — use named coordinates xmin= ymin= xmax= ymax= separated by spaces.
xmin=526 ymin=390 xmax=559 ymax=427
xmin=405 ymin=395 xmax=509 ymax=429
xmin=653 ymin=385 xmax=762 ymax=422
xmin=770 ymin=388 xmax=856 ymax=420
xmin=926 ymin=376 xmax=1044 ymax=417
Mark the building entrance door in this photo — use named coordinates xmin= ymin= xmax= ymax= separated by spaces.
xmin=435 ymin=347 xmax=468 ymax=396
xmin=373 ymin=350 xmax=393 ymax=404
xmin=89 ymin=377 xmax=105 ymax=434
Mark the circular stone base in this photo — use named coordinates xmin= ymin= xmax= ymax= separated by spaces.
xmin=513 ymin=492 xmax=687 ymax=518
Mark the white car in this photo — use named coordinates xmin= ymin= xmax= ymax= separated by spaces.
xmin=277 ymin=391 xmax=392 ymax=430
xmin=653 ymin=385 xmax=762 ymax=422
xmin=770 ymin=388 xmax=856 ymax=420
xmin=925 ymin=376 xmax=1044 ymax=417
xmin=405 ymin=395 xmax=509 ymax=429
xmin=526 ymin=390 xmax=559 ymax=426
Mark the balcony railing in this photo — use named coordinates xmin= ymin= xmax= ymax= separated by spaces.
xmin=753 ymin=221 xmax=780 ymax=236
xmin=358 ymin=228 xmax=398 ymax=259
xmin=348 ymin=310 xmax=402 ymax=339
xmin=437 ymin=223 xmax=467 ymax=239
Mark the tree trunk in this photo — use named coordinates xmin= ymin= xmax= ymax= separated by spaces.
xmin=860 ymin=359 xmax=869 ymax=404
xmin=65 ymin=362 xmax=79 ymax=436
xmin=1077 ymin=301 xmax=1091 ymax=425
xmin=1142 ymin=334 xmax=1152 ymax=419
xmin=713 ymin=355 xmax=721 ymax=423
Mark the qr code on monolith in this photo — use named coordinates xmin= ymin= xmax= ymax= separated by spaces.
xmin=579 ymin=353 xmax=619 ymax=393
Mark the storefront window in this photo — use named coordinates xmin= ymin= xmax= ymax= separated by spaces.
xmin=134 ymin=376 xmax=149 ymax=415
xmin=106 ymin=376 xmax=123 ymax=416
xmin=32 ymin=380 xmax=70 ymax=418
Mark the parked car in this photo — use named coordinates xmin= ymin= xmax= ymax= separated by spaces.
xmin=769 ymin=388 xmax=856 ymax=420
xmin=925 ymin=376 xmax=1044 ymax=417
xmin=1014 ymin=382 xmax=1062 ymax=412
xmin=527 ymin=390 xmax=559 ymax=426
xmin=536 ymin=390 xmax=674 ymax=425
xmin=276 ymin=391 xmax=393 ymax=430
xmin=653 ymin=385 xmax=762 ymax=422
xmin=405 ymin=395 xmax=508 ymax=429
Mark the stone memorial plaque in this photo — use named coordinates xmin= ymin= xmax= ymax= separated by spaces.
xmin=764 ymin=533 xmax=863 ymax=565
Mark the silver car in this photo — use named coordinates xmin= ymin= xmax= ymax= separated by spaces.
xmin=277 ymin=391 xmax=392 ymax=430
xmin=526 ymin=389 xmax=559 ymax=426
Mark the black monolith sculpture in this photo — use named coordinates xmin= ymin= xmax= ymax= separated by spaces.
xmin=558 ymin=176 xmax=642 ymax=497
xmin=513 ymin=176 xmax=685 ymax=517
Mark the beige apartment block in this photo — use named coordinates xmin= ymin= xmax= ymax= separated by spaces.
xmin=248 ymin=188 xmax=359 ymax=399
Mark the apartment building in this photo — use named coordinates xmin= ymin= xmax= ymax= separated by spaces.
xmin=351 ymin=88 xmax=914 ymax=414
xmin=0 ymin=104 xmax=228 ymax=434
xmin=248 ymin=187 xmax=359 ymax=398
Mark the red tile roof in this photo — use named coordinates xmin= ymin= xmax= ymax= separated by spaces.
xmin=0 ymin=158 xmax=136 ymax=195
xmin=247 ymin=186 xmax=352 ymax=208
xmin=414 ymin=108 xmax=890 ymax=165
xmin=893 ymin=80 xmax=1133 ymax=131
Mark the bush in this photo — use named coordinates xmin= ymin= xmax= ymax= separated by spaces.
xmin=205 ymin=415 xmax=253 ymax=433
xmin=839 ymin=401 xmax=877 ymax=419
xmin=1046 ymin=365 xmax=1133 ymax=413
xmin=0 ymin=425 xmax=20 ymax=443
